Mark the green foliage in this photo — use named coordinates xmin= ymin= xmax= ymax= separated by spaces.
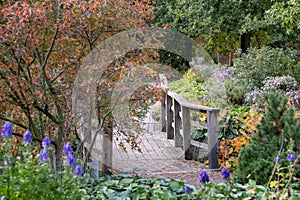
xmin=265 ymin=0 xmax=300 ymax=36
xmin=2 ymin=135 xmax=300 ymax=199
xmin=234 ymin=47 xmax=299 ymax=89
xmin=235 ymin=92 xmax=300 ymax=185
xmin=224 ymin=78 xmax=248 ymax=105
xmin=0 ymin=140 xmax=83 ymax=199
xmin=191 ymin=128 xmax=207 ymax=142
xmin=221 ymin=105 xmax=250 ymax=139
xmin=192 ymin=180 xmax=277 ymax=199
xmin=80 ymin=174 xmax=188 ymax=199
xmin=152 ymin=0 xmax=295 ymax=53
xmin=156 ymin=50 xmax=191 ymax=72
xmin=169 ymin=70 xmax=208 ymax=102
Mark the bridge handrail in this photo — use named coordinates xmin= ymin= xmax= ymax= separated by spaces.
xmin=161 ymin=89 xmax=220 ymax=169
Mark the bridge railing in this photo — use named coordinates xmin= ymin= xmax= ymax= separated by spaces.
xmin=161 ymin=90 xmax=220 ymax=169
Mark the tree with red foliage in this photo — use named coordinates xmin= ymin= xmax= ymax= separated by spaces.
xmin=0 ymin=0 xmax=153 ymax=173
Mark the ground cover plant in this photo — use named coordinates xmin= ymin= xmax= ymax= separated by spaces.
xmin=1 ymin=119 xmax=300 ymax=199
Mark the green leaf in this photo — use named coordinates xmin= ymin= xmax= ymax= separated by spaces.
xmin=119 ymin=178 xmax=134 ymax=185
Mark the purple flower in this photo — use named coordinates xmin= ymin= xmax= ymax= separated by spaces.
xmin=62 ymin=142 xmax=73 ymax=156
xmin=40 ymin=149 xmax=49 ymax=162
xmin=274 ymin=156 xmax=280 ymax=163
xmin=184 ymin=185 xmax=191 ymax=194
xmin=66 ymin=153 xmax=76 ymax=168
xmin=42 ymin=137 xmax=51 ymax=149
xmin=199 ymin=171 xmax=210 ymax=184
xmin=23 ymin=129 xmax=32 ymax=144
xmin=221 ymin=168 xmax=230 ymax=180
xmin=74 ymin=165 xmax=83 ymax=176
xmin=287 ymin=153 xmax=296 ymax=161
xmin=4 ymin=159 xmax=7 ymax=165
xmin=1 ymin=122 xmax=13 ymax=139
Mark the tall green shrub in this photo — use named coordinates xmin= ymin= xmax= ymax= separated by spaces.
xmin=234 ymin=47 xmax=300 ymax=89
xmin=235 ymin=92 xmax=300 ymax=184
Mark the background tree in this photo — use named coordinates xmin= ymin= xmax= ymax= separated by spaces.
xmin=152 ymin=0 xmax=298 ymax=56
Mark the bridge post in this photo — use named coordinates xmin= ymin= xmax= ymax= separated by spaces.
xmin=182 ymin=106 xmax=192 ymax=160
xmin=207 ymin=110 xmax=219 ymax=169
xmin=174 ymin=99 xmax=183 ymax=148
xmin=166 ymin=95 xmax=174 ymax=139
xmin=103 ymin=124 xmax=113 ymax=175
xmin=161 ymin=93 xmax=166 ymax=132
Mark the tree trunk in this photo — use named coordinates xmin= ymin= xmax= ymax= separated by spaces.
xmin=54 ymin=144 xmax=62 ymax=178
xmin=102 ymin=124 xmax=113 ymax=175
xmin=241 ymin=32 xmax=251 ymax=54
xmin=54 ymin=122 xmax=64 ymax=177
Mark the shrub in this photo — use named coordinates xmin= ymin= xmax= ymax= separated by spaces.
xmin=234 ymin=47 xmax=299 ymax=89
xmin=262 ymin=75 xmax=298 ymax=93
xmin=224 ymin=78 xmax=248 ymax=105
xmin=245 ymin=76 xmax=299 ymax=106
xmin=169 ymin=69 xmax=208 ymax=101
xmin=235 ymin=92 xmax=300 ymax=185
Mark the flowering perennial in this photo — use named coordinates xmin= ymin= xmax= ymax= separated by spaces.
xmin=23 ymin=129 xmax=32 ymax=144
xmin=287 ymin=153 xmax=296 ymax=161
xmin=1 ymin=122 xmax=84 ymax=178
xmin=66 ymin=152 xmax=76 ymax=168
xmin=42 ymin=137 xmax=51 ymax=149
xmin=221 ymin=168 xmax=230 ymax=180
xmin=1 ymin=122 xmax=13 ymax=139
xmin=274 ymin=156 xmax=280 ymax=163
xmin=40 ymin=149 xmax=49 ymax=162
xmin=184 ymin=185 xmax=190 ymax=194
xmin=62 ymin=142 xmax=73 ymax=156
xmin=199 ymin=171 xmax=210 ymax=184
xmin=74 ymin=165 xmax=83 ymax=176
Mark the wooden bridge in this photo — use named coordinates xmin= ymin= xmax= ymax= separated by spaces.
xmin=87 ymin=84 xmax=220 ymax=177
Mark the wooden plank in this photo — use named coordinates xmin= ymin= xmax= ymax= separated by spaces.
xmin=159 ymin=74 xmax=169 ymax=88
xmin=102 ymin=125 xmax=113 ymax=174
xmin=166 ymin=95 xmax=174 ymax=139
xmin=182 ymin=103 xmax=219 ymax=112
xmin=139 ymin=134 xmax=157 ymax=160
xmin=190 ymin=120 xmax=208 ymax=129
xmin=167 ymin=91 xmax=188 ymax=105
xmin=207 ymin=110 xmax=219 ymax=169
xmin=182 ymin=107 xmax=192 ymax=160
xmin=190 ymin=140 xmax=208 ymax=150
xmin=174 ymin=100 xmax=183 ymax=148
xmin=161 ymin=93 xmax=166 ymax=132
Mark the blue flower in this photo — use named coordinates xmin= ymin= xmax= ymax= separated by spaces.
xmin=74 ymin=165 xmax=83 ymax=176
xmin=274 ymin=156 xmax=280 ymax=163
xmin=42 ymin=137 xmax=51 ymax=149
xmin=287 ymin=153 xmax=296 ymax=161
xmin=62 ymin=142 xmax=73 ymax=156
xmin=40 ymin=149 xmax=49 ymax=162
xmin=1 ymin=122 xmax=13 ymax=139
xmin=66 ymin=153 xmax=76 ymax=168
xmin=199 ymin=171 xmax=210 ymax=184
xmin=221 ymin=168 xmax=230 ymax=180
xmin=184 ymin=185 xmax=190 ymax=194
xmin=23 ymin=129 xmax=32 ymax=144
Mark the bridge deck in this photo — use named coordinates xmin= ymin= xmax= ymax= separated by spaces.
xmin=91 ymin=121 xmax=184 ymax=173
xmin=89 ymin=107 xmax=223 ymax=185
